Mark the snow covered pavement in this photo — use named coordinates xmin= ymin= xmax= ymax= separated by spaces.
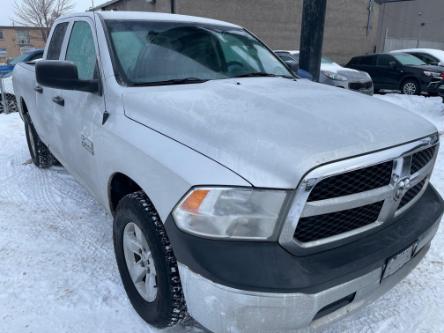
xmin=0 ymin=94 xmax=443 ymax=333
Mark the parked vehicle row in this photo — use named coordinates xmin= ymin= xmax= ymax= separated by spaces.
xmin=346 ymin=52 xmax=444 ymax=95
xmin=276 ymin=48 xmax=444 ymax=96
xmin=275 ymin=50 xmax=374 ymax=95
xmin=12 ymin=11 xmax=443 ymax=333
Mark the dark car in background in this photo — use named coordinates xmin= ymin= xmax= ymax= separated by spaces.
xmin=346 ymin=53 xmax=444 ymax=95
xmin=0 ymin=49 xmax=44 ymax=77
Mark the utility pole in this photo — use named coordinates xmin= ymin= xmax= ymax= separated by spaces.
xmin=299 ymin=0 xmax=327 ymax=82
xmin=171 ymin=0 xmax=176 ymax=13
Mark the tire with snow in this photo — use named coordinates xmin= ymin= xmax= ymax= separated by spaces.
xmin=0 ymin=94 xmax=18 ymax=114
xmin=401 ymin=79 xmax=420 ymax=95
xmin=113 ymin=191 xmax=187 ymax=328
xmin=24 ymin=114 xmax=54 ymax=168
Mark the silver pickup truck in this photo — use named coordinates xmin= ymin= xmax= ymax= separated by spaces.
xmin=13 ymin=11 xmax=444 ymax=333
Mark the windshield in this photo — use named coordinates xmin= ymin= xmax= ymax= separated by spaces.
xmin=321 ymin=56 xmax=335 ymax=64
xmin=105 ymin=20 xmax=293 ymax=85
xmin=8 ymin=53 xmax=30 ymax=65
xmin=393 ymin=54 xmax=426 ymax=66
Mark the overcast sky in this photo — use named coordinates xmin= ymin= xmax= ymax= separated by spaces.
xmin=0 ymin=0 xmax=97 ymax=26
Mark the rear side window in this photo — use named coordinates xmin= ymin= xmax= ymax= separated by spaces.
xmin=65 ymin=21 xmax=97 ymax=81
xmin=46 ymin=23 xmax=69 ymax=60
xmin=360 ymin=56 xmax=376 ymax=66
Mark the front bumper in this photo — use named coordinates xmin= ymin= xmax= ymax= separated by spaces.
xmin=179 ymin=218 xmax=439 ymax=333
xmin=425 ymin=79 xmax=442 ymax=95
xmin=320 ymin=77 xmax=374 ymax=95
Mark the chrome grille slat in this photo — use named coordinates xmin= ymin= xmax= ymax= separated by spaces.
xmin=279 ymin=135 xmax=439 ymax=253
xmin=302 ymin=185 xmax=392 ymax=218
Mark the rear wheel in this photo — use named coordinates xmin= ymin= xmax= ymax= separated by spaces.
xmin=24 ymin=114 xmax=54 ymax=168
xmin=401 ymin=79 xmax=420 ymax=95
xmin=113 ymin=191 xmax=187 ymax=328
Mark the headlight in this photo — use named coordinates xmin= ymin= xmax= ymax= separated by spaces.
xmin=172 ymin=187 xmax=287 ymax=240
xmin=322 ymin=70 xmax=348 ymax=81
xmin=423 ymin=71 xmax=442 ymax=79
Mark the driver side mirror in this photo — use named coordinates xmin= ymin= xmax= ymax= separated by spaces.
xmin=36 ymin=60 xmax=99 ymax=94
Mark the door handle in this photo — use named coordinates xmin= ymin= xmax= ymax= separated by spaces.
xmin=34 ymin=85 xmax=43 ymax=94
xmin=52 ymin=96 xmax=65 ymax=107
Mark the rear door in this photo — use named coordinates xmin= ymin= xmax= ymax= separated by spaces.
xmin=375 ymin=55 xmax=401 ymax=89
xmin=56 ymin=18 xmax=105 ymax=193
xmin=34 ymin=21 xmax=70 ymax=150
xmin=355 ymin=55 xmax=378 ymax=83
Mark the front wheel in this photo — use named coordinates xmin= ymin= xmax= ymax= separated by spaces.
xmin=401 ymin=79 xmax=420 ymax=95
xmin=113 ymin=191 xmax=187 ymax=328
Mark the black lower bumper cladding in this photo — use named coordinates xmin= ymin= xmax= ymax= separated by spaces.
xmin=165 ymin=185 xmax=444 ymax=294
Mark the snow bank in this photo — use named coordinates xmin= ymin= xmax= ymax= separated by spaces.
xmin=375 ymin=94 xmax=444 ymax=134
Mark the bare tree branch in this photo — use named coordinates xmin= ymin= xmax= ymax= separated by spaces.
xmin=14 ymin=0 xmax=74 ymax=41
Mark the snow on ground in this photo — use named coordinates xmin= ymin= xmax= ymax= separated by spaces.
xmin=0 ymin=94 xmax=443 ymax=333
xmin=375 ymin=94 xmax=444 ymax=134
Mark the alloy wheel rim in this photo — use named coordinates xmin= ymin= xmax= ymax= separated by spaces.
xmin=403 ymin=82 xmax=417 ymax=95
xmin=123 ymin=222 xmax=158 ymax=302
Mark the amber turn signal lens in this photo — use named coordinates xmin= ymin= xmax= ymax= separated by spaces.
xmin=180 ymin=189 xmax=209 ymax=213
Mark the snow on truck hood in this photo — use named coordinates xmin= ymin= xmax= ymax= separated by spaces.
xmin=123 ymin=78 xmax=437 ymax=188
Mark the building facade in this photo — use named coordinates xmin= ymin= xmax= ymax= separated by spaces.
xmin=377 ymin=0 xmax=444 ymax=52
xmin=0 ymin=26 xmax=45 ymax=63
xmin=94 ymin=0 xmax=384 ymax=64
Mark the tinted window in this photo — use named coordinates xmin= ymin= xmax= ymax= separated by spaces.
xmin=377 ymin=55 xmax=395 ymax=67
xmin=412 ymin=53 xmax=438 ymax=65
xmin=348 ymin=57 xmax=361 ymax=65
xmin=360 ymin=56 xmax=376 ymax=66
xmin=65 ymin=21 xmax=97 ymax=81
xmin=46 ymin=23 xmax=69 ymax=60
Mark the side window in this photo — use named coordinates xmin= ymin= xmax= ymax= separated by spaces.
xmin=65 ymin=21 xmax=97 ymax=81
xmin=376 ymin=55 xmax=395 ymax=67
xmin=414 ymin=53 xmax=438 ymax=65
xmin=46 ymin=23 xmax=69 ymax=60
xmin=360 ymin=56 xmax=376 ymax=66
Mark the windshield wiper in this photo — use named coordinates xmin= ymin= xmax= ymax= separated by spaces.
xmin=130 ymin=77 xmax=209 ymax=87
xmin=233 ymin=72 xmax=293 ymax=79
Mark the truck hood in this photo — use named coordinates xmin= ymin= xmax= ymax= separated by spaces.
xmin=123 ymin=78 xmax=437 ymax=188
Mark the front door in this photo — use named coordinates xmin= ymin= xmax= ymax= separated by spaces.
xmin=56 ymin=19 xmax=105 ymax=195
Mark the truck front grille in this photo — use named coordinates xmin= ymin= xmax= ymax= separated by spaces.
xmin=294 ymin=201 xmax=383 ymax=243
xmin=399 ymin=179 xmax=427 ymax=210
xmin=279 ymin=136 xmax=439 ymax=251
xmin=308 ymin=161 xmax=393 ymax=201
xmin=411 ymin=146 xmax=436 ymax=174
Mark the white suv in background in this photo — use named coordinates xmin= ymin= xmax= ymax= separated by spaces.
xmin=391 ymin=48 xmax=444 ymax=67
xmin=275 ymin=50 xmax=374 ymax=95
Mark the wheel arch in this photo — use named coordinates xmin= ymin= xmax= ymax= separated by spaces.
xmin=108 ymin=172 xmax=144 ymax=215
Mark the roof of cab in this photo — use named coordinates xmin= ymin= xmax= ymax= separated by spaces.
xmin=59 ymin=11 xmax=240 ymax=29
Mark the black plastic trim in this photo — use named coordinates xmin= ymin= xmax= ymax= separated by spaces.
xmin=165 ymin=185 xmax=444 ymax=293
